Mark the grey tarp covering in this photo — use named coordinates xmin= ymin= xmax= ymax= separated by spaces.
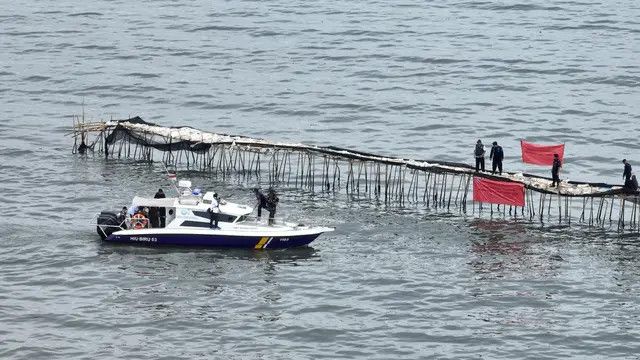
xmin=103 ymin=117 xmax=627 ymax=198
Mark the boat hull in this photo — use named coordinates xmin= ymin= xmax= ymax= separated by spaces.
xmin=104 ymin=229 xmax=325 ymax=249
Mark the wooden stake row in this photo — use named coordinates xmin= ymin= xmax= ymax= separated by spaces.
xmin=73 ymin=124 xmax=640 ymax=232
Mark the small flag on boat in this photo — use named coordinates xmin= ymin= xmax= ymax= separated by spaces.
xmin=520 ymin=140 xmax=565 ymax=166
xmin=167 ymin=171 xmax=177 ymax=180
xmin=473 ymin=177 xmax=525 ymax=207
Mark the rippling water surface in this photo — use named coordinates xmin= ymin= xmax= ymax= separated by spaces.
xmin=1 ymin=0 xmax=640 ymax=358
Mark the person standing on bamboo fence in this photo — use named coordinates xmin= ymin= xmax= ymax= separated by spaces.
xmin=489 ymin=141 xmax=504 ymax=175
xmin=474 ymin=140 xmax=485 ymax=172
xmin=623 ymin=159 xmax=632 ymax=182
xmin=551 ymin=153 xmax=562 ymax=187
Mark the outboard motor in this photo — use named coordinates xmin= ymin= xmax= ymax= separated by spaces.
xmin=97 ymin=211 xmax=125 ymax=240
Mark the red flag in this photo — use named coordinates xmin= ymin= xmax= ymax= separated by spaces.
xmin=473 ymin=177 xmax=525 ymax=207
xmin=520 ymin=140 xmax=564 ymax=165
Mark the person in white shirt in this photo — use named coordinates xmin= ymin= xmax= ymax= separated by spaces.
xmin=208 ymin=193 xmax=220 ymax=229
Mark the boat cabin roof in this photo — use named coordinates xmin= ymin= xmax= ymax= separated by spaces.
xmin=130 ymin=195 xmax=254 ymax=217
xmin=131 ymin=196 xmax=176 ymax=208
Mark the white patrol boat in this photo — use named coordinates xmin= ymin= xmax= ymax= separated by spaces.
xmin=96 ymin=180 xmax=333 ymax=249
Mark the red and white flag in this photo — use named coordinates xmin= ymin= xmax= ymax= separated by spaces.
xmin=473 ymin=177 xmax=525 ymax=207
xmin=520 ymin=140 xmax=564 ymax=166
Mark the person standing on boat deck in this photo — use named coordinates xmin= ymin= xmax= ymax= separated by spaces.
xmin=551 ymin=153 xmax=562 ymax=187
xmin=489 ymin=141 xmax=504 ymax=175
xmin=154 ymin=188 xmax=166 ymax=228
xmin=474 ymin=140 xmax=485 ymax=172
xmin=266 ymin=188 xmax=279 ymax=226
xmin=208 ymin=193 xmax=220 ymax=229
xmin=253 ymin=188 xmax=268 ymax=219
xmin=622 ymin=159 xmax=632 ymax=182
xmin=148 ymin=206 xmax=159 ymax=228
xmin=119 ymin=206 xmax=128 ymax=220
xmin=118 ymin=206 xmax=128 ymax=229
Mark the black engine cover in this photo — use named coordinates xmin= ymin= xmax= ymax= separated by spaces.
xmin=97 ymin=211 xmax=124 ymax=239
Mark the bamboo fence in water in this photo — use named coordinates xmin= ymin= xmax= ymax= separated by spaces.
xmin=71 ymin=116 xmax=640 ymax=232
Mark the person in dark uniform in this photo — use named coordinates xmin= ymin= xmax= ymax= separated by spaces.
xmin=253 ymin=188 xmax=268 ymax=219
xmin=622 ymin=159 xmax=632 ymax=182
xmin=118 ymin=206 xmax=128 ymax=229
xmin=266 ymin=188 xmax=279 ymax=226
xmin=551 ymin=153 xmax=562 ymax=187
xmin=154 ymin=188 xmax=166 ymax=228
xmin=474 ymin=140 xmax=485 ymax=172
xmin=118 ymin=206 xmax=128 ymax=220
xmin=624 ymin=174 xmax=638 ymax=193
xmin=489 ymin=141 xmax=504 ymax=175
xmin=148 ymin=206 xmax=159 ymax=228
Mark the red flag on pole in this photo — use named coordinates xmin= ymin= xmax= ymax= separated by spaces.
xmin=473 ymin=177 xmax=525 ymax=207
xmin=520 ymin=140 xmax=565 ymax=165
